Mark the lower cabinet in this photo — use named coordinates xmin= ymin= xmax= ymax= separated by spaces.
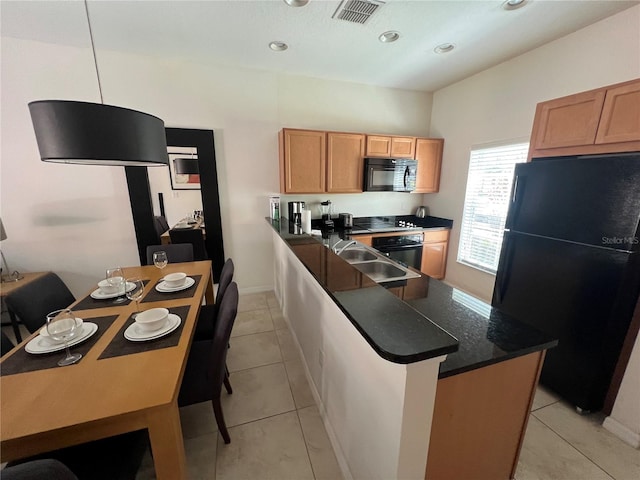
xmin=426 ymin=351 xmax=545 ymax=480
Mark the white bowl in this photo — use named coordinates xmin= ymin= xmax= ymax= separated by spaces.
xmin=98 ymin=279 xmax=120 ymax=294
xmin=164 ymin=272 xmax=187 ymax=288
xmin=135 ymin=308 xmax=169 ymax=332
xmin=40 ymin=318 xmax=84 ymax=345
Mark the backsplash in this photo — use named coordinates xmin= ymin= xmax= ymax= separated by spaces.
xmin=280 ymin=192 xmax=426 ymax=219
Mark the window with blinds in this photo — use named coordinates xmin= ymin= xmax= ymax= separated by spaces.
xmin=457 ymin=142 xmax=529 ymax=274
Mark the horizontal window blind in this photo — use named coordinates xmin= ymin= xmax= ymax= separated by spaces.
xmin=457 ymin=142 xmax=529 ymax=274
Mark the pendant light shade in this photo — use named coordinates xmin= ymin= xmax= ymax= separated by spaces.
xmin=28 ymin=100 xmax=169 ymax=166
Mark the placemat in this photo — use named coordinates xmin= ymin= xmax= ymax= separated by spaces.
xmin=0 ymin=315 xmax=119 ymax=376
xmin=98 ymin=305 xmax=191 ymax=360
xmin=73 ymin=280 xmax=151 ymax=311
xmin=141 ymin=275 xmax=202 ymax=304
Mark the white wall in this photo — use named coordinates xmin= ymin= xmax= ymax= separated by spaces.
xmin=427 ymin=5 xmax=640 ymax=302
xmin=0 ymin=35 xmax=431 ymax=296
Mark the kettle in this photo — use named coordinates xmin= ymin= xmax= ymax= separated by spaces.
xmin=415 ymin=206 xmax=428 ymax=218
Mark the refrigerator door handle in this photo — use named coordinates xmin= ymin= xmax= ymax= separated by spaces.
xmin=505 ymin=174 xmax=525 ymax=229
xmin=494 ymin=236 xmax=514 ymax=305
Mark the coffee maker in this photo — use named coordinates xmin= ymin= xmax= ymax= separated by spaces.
xmin=288 ymin=201 xmax=305 ymax=225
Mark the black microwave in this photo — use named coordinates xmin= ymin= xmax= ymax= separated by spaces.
xmin=363 ymin=158 xmax=417 ymax=192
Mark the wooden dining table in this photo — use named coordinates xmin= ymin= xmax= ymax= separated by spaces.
xmin=160 ymin=217 xmax=206 ymax=245
xmin=0 ymin=261 xmax=215 ymax=479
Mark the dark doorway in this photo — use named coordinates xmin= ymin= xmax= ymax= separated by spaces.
xmin=126 ymin=128 xmax=225 ymax=282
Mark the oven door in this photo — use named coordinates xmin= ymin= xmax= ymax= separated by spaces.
xmin=376 ymin=244 xmax=423 ymax=269
xmin=364 ymin=158 xmax=417 ymax=192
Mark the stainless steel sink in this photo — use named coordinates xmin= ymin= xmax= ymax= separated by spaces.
xmin=352 ymin=261 xmax=407 ymax=282
xmin=338 ymin=249 xmax=378 ymax=262
xmin=334 ymin=242 xmax=422 ymax=283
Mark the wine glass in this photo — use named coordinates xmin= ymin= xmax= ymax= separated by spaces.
xmin=153 ymin=251 xmax=168 ymax=270
xmin=106 ymin=267 xmax=127 ymax=304
xmin=126 ymin=277 xmax=145 ymax=318
xmin=46 ymin=309 xmax=82 ymax=366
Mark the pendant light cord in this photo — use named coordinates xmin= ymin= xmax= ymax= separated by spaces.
xmin=84 ymin=0 xmax=104 ymax=104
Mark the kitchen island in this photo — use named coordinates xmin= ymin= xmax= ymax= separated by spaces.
xmin=268 ymin=218 xmax=556 ymax=480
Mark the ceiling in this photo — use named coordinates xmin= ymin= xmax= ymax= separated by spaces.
xmin=2 ymin=0 xmax=637 ymax=92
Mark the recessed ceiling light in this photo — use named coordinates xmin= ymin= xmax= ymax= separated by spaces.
xmin=269 ymin=41 xmax=288 ymax=51
xmin=284 ymin=0 xmax=309 ymax=6
xmin=434 ymin=43 xmax=455 ymax=54
xmin=503 ymin=0 xmax=528 ymax=10
xmin=379 ymin=31 xmax=401 ymax=43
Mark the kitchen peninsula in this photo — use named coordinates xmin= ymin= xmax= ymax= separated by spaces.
xmin=268 ymin=218 xmax=557 ymax=480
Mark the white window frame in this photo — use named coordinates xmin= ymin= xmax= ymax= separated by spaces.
xmin=457 ymin=140 xmax=529 ymax=275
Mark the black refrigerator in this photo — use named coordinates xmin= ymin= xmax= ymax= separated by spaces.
xmin=492 ymin=154 xmax=640 ymax=412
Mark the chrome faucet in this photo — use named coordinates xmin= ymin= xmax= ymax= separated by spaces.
xmin=333 ymin=240 xmax=357 ymax=255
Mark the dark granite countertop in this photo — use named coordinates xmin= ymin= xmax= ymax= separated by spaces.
xmin=268 ymin=217 xmax=557 ymax=375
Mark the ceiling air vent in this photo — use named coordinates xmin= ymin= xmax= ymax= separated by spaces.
xmin=332 ymin=0 xmax=384 ymax=25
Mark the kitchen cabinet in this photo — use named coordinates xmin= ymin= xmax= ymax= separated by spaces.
xmin=414 ymin=138 xmax=444 ymax=193
xmin=422 ymin=230 xmax=449 ymax=279
xmin=279 ymin=129 xmax=365 ymax=193
xmin=366 ymin=135 xmax=416 ymax=158
xmin=327 ymin=132 xmax=365 ymax=193
xmin=529 ymin=78 xmax=640 ymax=159
xmin=279 ymin=129 xmax=326 ymax=193
xmin=426 ymin=351 xmax=545 ymax=480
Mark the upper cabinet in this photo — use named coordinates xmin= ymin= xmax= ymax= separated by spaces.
xmin=529 ymin=78 xmax=640 ymax=159
xmin=366 ymin=135 xmax=416 ymax=158
xmin=279 ymin=129 xmax=326 ymax=193
xmin=327 ymin=132 xmax=365 ymax=193
xmin=414 ymin=138 xmax=444 ymax=193
xmin=280 ymin=128 xmax=444 ymax=194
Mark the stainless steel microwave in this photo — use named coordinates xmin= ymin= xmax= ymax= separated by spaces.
xmin=363 ymin=158 xmax=417 ymax=192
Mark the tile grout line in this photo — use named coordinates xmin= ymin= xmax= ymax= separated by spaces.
xmin=295 ymin=408 xmax=320 ymax=480
xmin=531 ymin=410 xmax=617 ymax=480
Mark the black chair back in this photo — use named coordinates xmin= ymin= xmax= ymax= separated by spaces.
xmin=215 ymin=258 xmax=235 ymax=314
xmin=1 ymin=330 xmax=15 ymax=356
xmin=5 ymin=273 xmax=75 ymax=333
xmin=169 ymin=228 xmax=207 ymax=261
xmin=210 ymin=282 xmax=238 ymax=397
xmin=153 ymin=216 xmax=169 ymax=243
xmin=1 ymin=459 xmax=78 ymax=480
xmin=145 ymin=244 xmax=194 ymax=266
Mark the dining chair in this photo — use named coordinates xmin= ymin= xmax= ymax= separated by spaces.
xmin=1 ymin=330 xmax=15 ymax=356
xmin=153 ymin=216 xmax=169 ymax=243
xmin=193 ymin=258 xmax=234 ymax=341
xmin=145 ymin=243 xmax=194 ymax=266
xmin=1 ymin=459 xmax=78 ymax=480
xmin=5 ymin=430 xmax=148 ymax=480
xmin=178 ymin=282 xmax=238 ymax=444
xmin=169 ymin=228 xmax=208 ymax=261
xmin=4 ymin=273 xmax=75 ymax=334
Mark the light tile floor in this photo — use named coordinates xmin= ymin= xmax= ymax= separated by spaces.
xmin=4 ymin=294 xmax=637 ymax=479
xmin=135 ymin=291 xmax=344 ymax=480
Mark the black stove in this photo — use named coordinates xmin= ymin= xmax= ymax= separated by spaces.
xmin=351 ymin=216 xmax=423 ymax=234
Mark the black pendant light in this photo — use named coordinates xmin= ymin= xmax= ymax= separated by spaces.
xmin=173 ymin=157 xmax=200 ymax=175
xmin=28 ymin=1 xmax=168 ymax=167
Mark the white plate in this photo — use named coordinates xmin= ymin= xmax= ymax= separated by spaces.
xmin=25 ymin=322 xmax=98 ymax=354
xmin=173 ymin=223 xmax=192 ymax=230
xmin=155 ymin=276 xmax=195 ymax=293
xmin=90 ymin=282 xmax=136 ymax=300
xmin=124 ymin=314 xmax=181 ymax=342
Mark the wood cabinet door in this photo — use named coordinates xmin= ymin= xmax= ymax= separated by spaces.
xmin=531 ymin=90 xmax=606 ymax=150
xmin=421 ymin=241 xmax=448 ymax=279
xmin=414 ymin=138 xmax=443 ymax=193
xmin=281 ymin=129 xmax=326 ymax=193
xmin=327 ymin=132 xmax=365 ymax=193
xmin=390 ymin=136 xmax=416 ymax=158
xmin=595 ymin=79 xmax=640 ymax=144
xmin=366 ymin=135 xmax=391 ymax=157
xmin=351 ymin=234 xmax=373 ymax=246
